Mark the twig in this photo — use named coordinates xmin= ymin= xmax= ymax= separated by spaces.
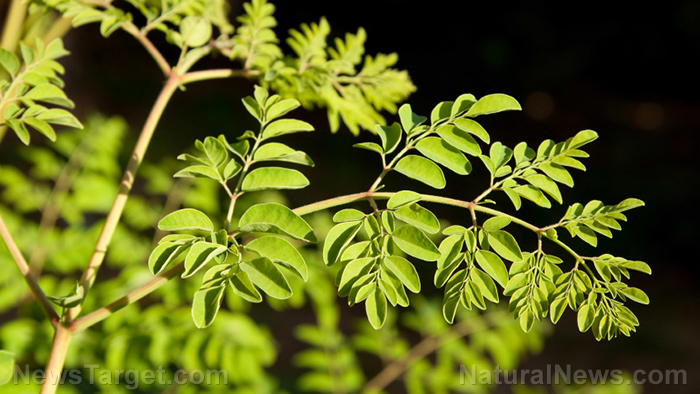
xmin=0 ymin=214 xmax=60 ymax=326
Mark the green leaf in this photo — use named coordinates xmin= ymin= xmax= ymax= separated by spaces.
xmin=229 ymin=270 xmax=262 ymax=303
xmin=35 ymin=108 xmax=82 ymax=128
xmin=241 ymin=257 xmax=293 ymax=299
xmin=394 ymin=203 xmax=440 ymax=234
xmin=387 ymin=190 xmax=422 ymax=210
xmin=323 ymin=221 xmax=363 ymax=265
xmin=174 ymin=165 xmax=220 ymax=180
xmin=398 ymin=104 xmax=427 ymax=134
xmin=487 ymin=230 xmax=523 ymax=262
xmin=550 ymin=297 xmax=568 ymax=324
xmin=192 ymin=285 xmax=225 ymax=328
xmin=6 ymin=119 xmax=29 ymax=145
xmin=0 ymin=49 xmax=19 ymax=74
xmin=47 ymin=282 xmax=85 ymax=309
xmin=471 ymin=268 xmax=499 ymax=302
xmin=180 ymin=16 xmax=213 ymax=47
xmin=489 ymin=142 xmax=513 ymax=169
xmin=24 ymin=84 xmax=73 ymax=107
xmin=254 ymin=143 xmax=314 ymax=166
xmin=392 ymin=225 xmax=441 ymax=261
xmin=353 ymin=142 xmax=385 ymax=155
xmin=158 ymin=208 xmax=214 ymax=232
xmin=451 ymin=93 xmax=477 ymax=117
xmin=267 ymin=99 xmax=300 ymax=120
xmin=365 ymin=286 xmax=387 ymax=329
xmin=246 ymin=236 xmax=308 ymax=281
xmin=474 ymin=250 xmax=509 ymax=288
xmin=221 ymin=136 xmax=249 ymax=159
xmin=514 ymin=142 xmax=536 ymax=164
xmin=238 ymin=203 xmax=317 ymax=242
xmin=466 ymin=94 xmax=521 ymax=117
xmin=436 ymin=124 xmax=481 ymax=156
xmin=262 ymin=119 xmax=314 ymax=139
xmin=242 ymin=96 xmax=262 ymax=120
xmin=482 ymin=216 xmax=511 ymax=232
xmin=0 ymin=350 xmax=14 ymax=385
xmin=569 ymin=129 xmax=598 ymax=149
xmin=431 ymin=101 xmax=454 ymax=124
xmin=577 ymin=304 xmax=595 ymax=332
xmin=383 ymin=256 xmax=421 ymax=293
xmin=182 ymin=242 xmax=228 ymax=278
xmin=241 ymin=167 xmax=309 ymax=191
xmin=339 ymin=257 xmax=376 ymax=296
xmin=200 ymin=137 xmax=228 ymax=166
xmin=333 ymin=209 xmax=365 ymax=223
xmin=364 ymin=215 xmax=380 ymax=239
xmin=416 ymin=137 xmax=472 ymax=175
xmin=23 ymin=117 xmax=56 ymax=141
xmin=395 ymin=155 xmax=446 ymax=189
xmin=149 ymin=242 xmax=187 ymax=275
xmin=514 ymin=185 xmax=551 ymax=208
xmin=223 ymin=160 xmax=243 ymax=179
xmin=375 ymin=122 xmax=402 ymax=154
xmin=453 ymin=118 xmax=490 ymax=144
xmin=525 ymin=174 xmax=563 ymax=204
xmin=540 ymin=163 xmax=574 ymax=187
xmin=619 ymin=287 xmax=650 ymax=304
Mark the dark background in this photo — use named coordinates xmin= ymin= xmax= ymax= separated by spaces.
xmin=12 ymin=0 xmax=700 ymax=392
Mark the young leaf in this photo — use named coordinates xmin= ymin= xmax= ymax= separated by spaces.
xmin=487 ymin=230 xmax=523 ymax=262
xmin=466 ymin=94 xmax=521 ymax=117
xmin=229 ymin=270 xmax=263 ymax=303
xmin=267 ymin=99 xmax=300 ymax=120
xmin=254 ymin=143 xmax=314 ymax=166
xmin=482 ymin=216 xmax=511 ymax=232
xmin=323 ymin=221 xmax=363 ymax=265
xmin=375 ymin=122 xmax=402 ymax=154
xmin=240 ymin=257 xmax=293 ymax=299
xmin=149 ymin=242 xmax=187 ymax=275
xmin=395 ymin=155 xmax=446 ymax=189
xmin=392 ymin=225 xmax=441 ymax=261
xmin=394 ymin=203 xmax=440 ymax=234
xmin=398 ymin=104 xmax=427 ymax=134
xmin=451 ymin=93 xmax=477 ymax=117
xmin=383 ymin=256 xmax=421 ymax=293
xmin=238 ymin=203 xmax=317 ymax=242
xmin=416 ymin=137 xmax=472 ymax=175
xmin=453 ymin=118 xmax=490 ymax=144
xmin=474 ymin=250 xmax=509 ymax=288
xmin=246 ymin=236 xmax=308 ymax=281
xmin=333 ymin=209 xmax=366 ymax=223
xmin=365 ymin=286 xmax=387 ymax=329
xmin=353 ymin=142 xmax=385 ymax=155
xmin=387 ymin=190 xmax=422 ymax=210
xmin=436 ymin=124 xmax=482 ymax=156
xmin=262 ymin=119 xmax=314 ymax=138
xmin=241 ymin=167 xmax=310 ymax=191
xmin=158 ymin=209 xmax=214 ymax=232
xmin=182 ymin=242 xmax=228 ymax=278
xmin=192 ymin=285 xmax=225 ymax=328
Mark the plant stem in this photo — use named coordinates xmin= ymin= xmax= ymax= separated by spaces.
xmin=69 ymin=262 xmax=185 ymax=333
xmin=123 ymin=24 xmax=171 ymax=77
xmin=0 ymin=214 xmax=60 ymax=326
xmin=180 ymin=68 xmax=260 ymax=85
xmin=0 ymin=0 xmax=26 ymax=53
xmin=69 ymin=75 xmax=180 ymax=320
xmin=39 ymin=325 xmax=72 ymax=394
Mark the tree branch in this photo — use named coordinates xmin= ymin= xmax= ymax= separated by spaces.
xmin=0 ymin=214 xmax=60 ymax=326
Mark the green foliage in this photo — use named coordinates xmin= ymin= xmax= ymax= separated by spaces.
xmin=0 ymin=2 xmax=651 ymax=393
xmin=0 ymin=38 xmax=81 ymax=145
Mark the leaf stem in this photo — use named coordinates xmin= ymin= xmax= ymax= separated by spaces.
xmin=180 ymin=68 xmax=261 ymax=85
xmin=123 ymin=24 xmax=172 ymax=77
xmin=69 ymin=74 xmax=180 ymax=319
xmin=0 ymin=214 xmax=60 ymax=326
xmin=69 ymin=262 xmax=185 ymax=333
